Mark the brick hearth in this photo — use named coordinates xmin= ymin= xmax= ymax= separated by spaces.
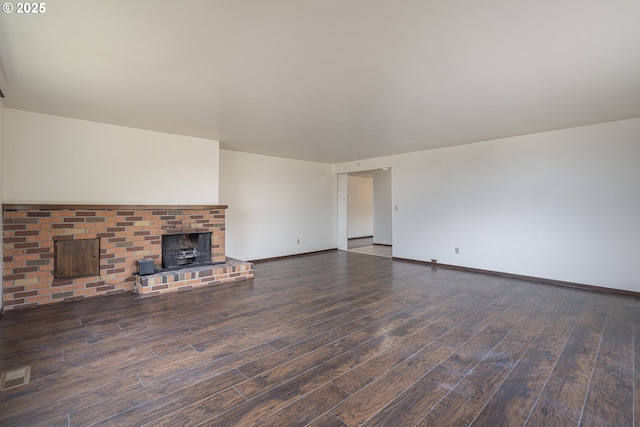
xmin=2 ymin=204 xmax=254 ymax=310
xmin=135 ymin=259 xmax=253 ymax=297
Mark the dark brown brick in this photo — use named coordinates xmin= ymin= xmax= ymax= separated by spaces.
xmin=27 ymin=212 xmax=51 ymax=217
xmin=14 ymin=291 xmax=39 ymax=298
xmin=14 ymin=267 xmax=39 ymax=273
xmin=15 ymin=230 xmax=39 ymax=236
xmin=14 ymin=243 xmax=40 ymax=249
xmin=4 ymin=224 xmax=27 ymax=230
xmin=53 ymin=223 xmax=75 ymax=229
xmin=4 ymin=237 xmax=26 ymax=243
xmin=26 ymin=248 xmax=52 ymax=254
xmin=85 ymin=281 xmax=106 ymax=288
xmin=64 ymin=217 xmax=86 ymax=222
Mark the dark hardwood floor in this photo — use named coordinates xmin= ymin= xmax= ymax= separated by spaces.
xmin=0 ymin=251 xmax=637 ymax=426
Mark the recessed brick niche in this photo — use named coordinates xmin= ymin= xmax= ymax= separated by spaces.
xmin=2 ymin=204 xmax=253 ymax=311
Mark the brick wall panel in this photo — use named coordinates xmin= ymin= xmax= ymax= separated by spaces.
xmin=2 ymin=206 xmax=232 ymax=310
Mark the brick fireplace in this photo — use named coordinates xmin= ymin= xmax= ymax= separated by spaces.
xmin=2 ymin=204 xmax=254 ymax=311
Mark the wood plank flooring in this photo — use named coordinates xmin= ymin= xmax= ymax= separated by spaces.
xmin=0 ymin=251 xmax=637 ymax=426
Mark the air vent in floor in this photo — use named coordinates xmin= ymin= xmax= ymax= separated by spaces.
xmin=0 ymin=366 xmax=31 ymax=391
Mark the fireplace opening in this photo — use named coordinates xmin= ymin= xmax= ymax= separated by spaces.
xmin=162 ymin=232 xmax=212 ymax=270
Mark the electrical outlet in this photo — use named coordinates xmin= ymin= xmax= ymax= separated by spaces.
xmin=395 ymin=205 xmax=398 ymax=211
xmin=297 ymin=238 xmax=300 ymax=244
xmin=431 ymin=259 xmax=437 ymax=263
xmin=455 ymin=247 xmax=459 ymax=254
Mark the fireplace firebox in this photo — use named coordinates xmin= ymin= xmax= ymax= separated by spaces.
xmin=162 ymin=232 xmax=212 ymax=269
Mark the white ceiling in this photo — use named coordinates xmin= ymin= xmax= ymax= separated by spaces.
xmin=1 ymin=1 xmax=639 ymax=164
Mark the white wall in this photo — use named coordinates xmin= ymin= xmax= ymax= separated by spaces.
xmin=347 ymin=175 xmax=373 ymax=238
xmin=219 ymin=150 xmax=336 ymax=261
xmin=336 ymin=118 xmax=640 ymax=292
xmin=373 ymin=169 xmax=392 ymax=245
xmin=3 ymin=109 xmax=219 ymax=204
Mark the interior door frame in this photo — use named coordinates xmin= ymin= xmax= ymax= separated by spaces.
xmin=338 ymin=168 xmax=393 ymax=251
xmin=337 ymin=173 xmax=348 ymax=250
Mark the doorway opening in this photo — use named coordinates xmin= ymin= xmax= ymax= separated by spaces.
xmin=337 ymin=168 xmax=392 ymax=258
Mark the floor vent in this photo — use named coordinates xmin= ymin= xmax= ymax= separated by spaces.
xmin=0 ymin=366 xmax=31 ymax=391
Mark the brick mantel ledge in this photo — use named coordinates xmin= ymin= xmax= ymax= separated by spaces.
xmin=3 ymin=204 xmax=228 ymax=211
